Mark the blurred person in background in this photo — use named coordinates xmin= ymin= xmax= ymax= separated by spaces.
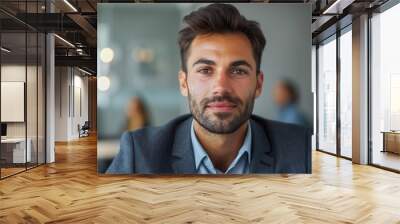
xmin=125 ymin=96 xmax=150 ymax=131
xmin=273 ymin=79 xmax=309 ymax=128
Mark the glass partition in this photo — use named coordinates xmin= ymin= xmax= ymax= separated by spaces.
xmin=0 ymin=1 xmax=46 ymax=179
xmin=27 ymin=31 xmax=38 ymax=169
xmin=1 ymin=30 xmax=28 ymax=177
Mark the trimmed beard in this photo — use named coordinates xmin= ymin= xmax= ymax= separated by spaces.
xmin=188 ymin=90 xmax=255 ymax=134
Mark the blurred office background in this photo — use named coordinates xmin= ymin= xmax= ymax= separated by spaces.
xmin=97 ymin=3 xmax=312 ymax=172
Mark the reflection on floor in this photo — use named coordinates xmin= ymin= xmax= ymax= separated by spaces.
xmin=0 ymin=134 xmax=400 ymax=223
xmin=0 ymin=163 xmax=43 ymax=178
xmin=0 ymin=167 xmax=25 ymax=178
xmin=373 ymin=150 xmax=400 ymax=171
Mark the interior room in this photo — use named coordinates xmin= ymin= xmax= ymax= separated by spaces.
xmin=0 ymin=0 xmax=399 ymax=223
xmin=0 ymin=26 xmax=46 ymax=178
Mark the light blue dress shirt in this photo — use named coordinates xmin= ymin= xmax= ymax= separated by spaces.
xmin=190 ymin=121 xmax=252 ymax=174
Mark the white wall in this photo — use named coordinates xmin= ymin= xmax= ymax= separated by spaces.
xmin=55 ymin=67 xmax=68 ymax=141
xmin=1 ymin=66 xmax=26 ymax=139
xmin=55 ymin=67 xmax=89 ymax=141
xmin=1 ymin=65 xmax=39 ymax=138
xmin=1 ymin=64 xmax=46 ymax=164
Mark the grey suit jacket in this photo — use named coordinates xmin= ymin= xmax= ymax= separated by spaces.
xmin=106 ymin=114 xmax=311 ymax=174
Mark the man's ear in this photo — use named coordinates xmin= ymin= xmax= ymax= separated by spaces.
xmin=255 ymin=71 xmax=264 ymax=98
xmin=178 ymin=70 xmax=188 ymax=97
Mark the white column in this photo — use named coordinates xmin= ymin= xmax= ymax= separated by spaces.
xmin=46 ymin=33 xmax=55 ymax=163
xmin=45 ymin=1 xmax=56 ymax=163
xmin=352 ymin=14 xmax=369 ymax=164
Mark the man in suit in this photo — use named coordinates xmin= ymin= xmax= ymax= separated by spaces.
xmin=106 ymin=3 xmax=311 ymax=174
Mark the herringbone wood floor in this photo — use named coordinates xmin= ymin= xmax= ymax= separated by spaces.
xmin=1 ymin=134 xmax=400 ymax=224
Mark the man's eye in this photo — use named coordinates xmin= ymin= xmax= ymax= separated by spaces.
xmin=231 ymin=68 xmax=248 ymax=75
xmin=198 ymin=68 xmax=212 ymax=75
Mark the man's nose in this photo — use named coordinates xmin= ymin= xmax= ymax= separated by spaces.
xmin=212 ymin=69 xmax=232 ymax=95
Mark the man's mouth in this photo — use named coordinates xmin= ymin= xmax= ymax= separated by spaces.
xmin=206 ymin=101 xmax=237 ymax=112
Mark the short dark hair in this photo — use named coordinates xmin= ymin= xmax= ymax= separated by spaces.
xmin=178 ymin=3 xmax=266 ymax=73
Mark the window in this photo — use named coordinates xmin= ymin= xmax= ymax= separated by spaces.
xmin=370 ymin=2 xmax=400 ymax=171
xmin=339 ymin=27 xmax=352 ymax=158
xmin=317 ymin=35 xmax=337 ymax=154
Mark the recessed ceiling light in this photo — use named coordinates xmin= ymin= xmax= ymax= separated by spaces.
xmin=1 ymin=47 xmax=11 ymax=53
xmin=54 ymin=34 xmax=75 ymax=48
xmin=63 ymin=0 xmax=78 ymax=12
xmin=78 ymin=67 xmax=92 ymax=76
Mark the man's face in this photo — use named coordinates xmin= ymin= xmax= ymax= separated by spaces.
xmin=179 ymin=33 xmax=264 ymax=134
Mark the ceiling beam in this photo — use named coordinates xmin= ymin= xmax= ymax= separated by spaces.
xmin=55 ymin=55 xmax=96 ymax=73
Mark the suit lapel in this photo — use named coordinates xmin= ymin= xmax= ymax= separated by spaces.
xmin=170 ymin=117 xmax=196 ymax=174
xmin=169 ymin=116 xmax=275 ymax=174
xmin=249 ymin=119 xmax=275 ymax=173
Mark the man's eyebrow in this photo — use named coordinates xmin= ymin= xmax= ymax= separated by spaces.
xmin=192 ymin=58 xmax=216 ymax=67
xmin=230 ymin=60 xmax=253 ymax=70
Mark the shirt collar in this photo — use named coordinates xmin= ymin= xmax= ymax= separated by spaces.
xmin=190 ymin=120 xmax=252 ymax=171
